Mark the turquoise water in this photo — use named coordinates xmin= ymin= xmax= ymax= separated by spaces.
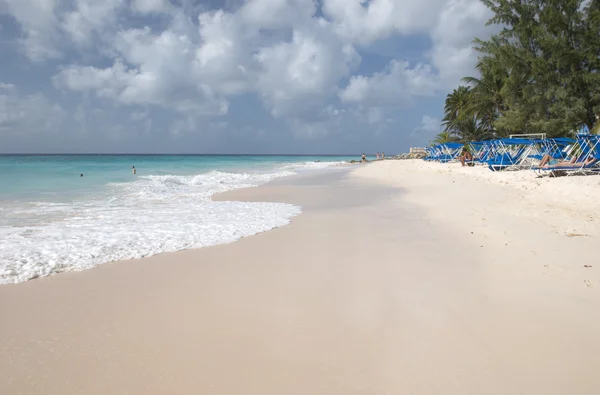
xmin=0 ymin=155 xmax=356 ymax=284
xmin=0 ymin=155 xmax=356 ymax=200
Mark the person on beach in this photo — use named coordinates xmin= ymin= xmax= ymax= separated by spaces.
xmin=538 ymin=153 xmax=597 ymax=168
xmin=460 ymin=148 xmax=473 ymax=166
xmin=381 ymin=152 xmax=385 ymax=160
xmin=132 ymin=166 xmax=136 ymax=175
xmin=376 ymin=152 xmax=380 ymax=160
xmin=361 ymin=153 xmax=366 ymax=163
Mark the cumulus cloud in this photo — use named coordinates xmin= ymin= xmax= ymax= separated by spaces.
xmin=239 ymin=0 xmax=316 ymax=29
xmin=408 ymin=115 xmax=442 ymax=141
xmin=62 ymin=0 xmax=126 ymax=47
xmin=131 ymin=0 xmax=171 ymax=14
xmin=53 ymin=59 xmax=229 ymax=114
xmin=193 ymin=9 xmax=255 ymax=95
xmin=0 ymin=83 xmax=17 ymax=91
xmin=0 ymin=83 xmax=66 ymax=135
xmin=339 ymin=60 xmax=438 ymax=107
xmin=323 ymin=0 xmax=494 ymax=91
xmin=0 ymin=0 xmax=64 ymax=61
xmin=0 ymin=0 xmax=498 ymax=148
xmin=419 ymin=115 xmax=440 ymax=132
xmin=255 ymin=24 xmax=360 ymax=117
xmin=429 ymin=0 xmax=496 ymax=86
xmin=48 ymin=1 xmax=363 ymax=120
xmin=322 ymin=0 xmax=446 ymax=44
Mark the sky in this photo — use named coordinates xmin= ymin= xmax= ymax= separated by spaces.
xmin=0 ymin=0 xmax=496 ymax=154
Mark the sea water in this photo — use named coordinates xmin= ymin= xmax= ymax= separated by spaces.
xmin=0 ymin=155 xmax=353 ymax=284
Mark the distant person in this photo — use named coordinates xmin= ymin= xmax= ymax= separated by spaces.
xmin=361 ymin=153 xmax=366 ymax=163
xmin=538 ymin=153 xmax=597 ymax=168
xmin=80 ymin=174 xmax=83 ymax=177
xmin=381 ymin=152 xmax=385 ymax=160
xmin=132 ymin=166 xmax=136 ymax=175
xmin=376 ymin=152 xmax=380 ymax=160
xmin=460 ymin=148 xmax=473 ymax=166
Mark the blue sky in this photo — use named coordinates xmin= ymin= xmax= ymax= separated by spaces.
xmin=0 ymin=0 xmax=494 ymax=154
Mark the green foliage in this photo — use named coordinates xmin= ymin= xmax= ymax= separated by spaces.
xmin=432 ymin=131 xmax=455 ymax=145
xmin=439 ymin=0 xmax=600 ymax=142
xmin=441 ymin=85 xmax=496 ymax=142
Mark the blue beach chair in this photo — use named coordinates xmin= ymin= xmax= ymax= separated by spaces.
xmin=485 ymin=138 xmax=534 ymax=171
xmin=532 ymin=135 xmax=600 ymax=176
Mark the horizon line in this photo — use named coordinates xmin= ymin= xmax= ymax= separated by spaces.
xmin=0 ymin=153 xmax=365 ymax=156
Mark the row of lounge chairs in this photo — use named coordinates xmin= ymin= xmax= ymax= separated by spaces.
xmin=424 ymin=134 xmax=600 ymax=176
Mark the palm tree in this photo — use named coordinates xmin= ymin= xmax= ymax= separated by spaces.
xmin=454 ymin=117 xmax=493 ymax=142
xmin=461 ymin=56 xmax=508 ymax=135
xmin=441 ymin=86 xmax=472 ymax=134
xmin=432 ymin=131 xmax=455 ymax=145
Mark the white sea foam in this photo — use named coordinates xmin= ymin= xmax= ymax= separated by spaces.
xmin=0 ymin=161 xmax=344 ymax=284
xmin=280 ymin=160 xmax=348 ymax=171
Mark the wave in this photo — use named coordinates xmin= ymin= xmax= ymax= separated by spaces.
xmin=0 ymin=160 xmax=344 ymax=284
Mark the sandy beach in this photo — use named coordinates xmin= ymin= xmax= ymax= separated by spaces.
xmin=1 ymin=161 xmax=600 ymax=395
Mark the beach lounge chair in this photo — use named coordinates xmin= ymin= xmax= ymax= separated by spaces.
xmin=532 ymin=135 xmax=600 ymax=177
xmin=485 ymin=138 xmax=535 ymax=171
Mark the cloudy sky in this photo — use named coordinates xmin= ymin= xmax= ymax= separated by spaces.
xmin=0 ymin=0 xmax=494 ymax=154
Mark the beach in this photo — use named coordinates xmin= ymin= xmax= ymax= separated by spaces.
xmin=1 ymin=160 xmax=600 ymax=394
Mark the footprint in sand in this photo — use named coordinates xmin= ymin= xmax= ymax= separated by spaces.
xmin=543 ymin=264 xmax=563 ymax=276
xmin=584 ymin=280 xmax=597 ymax=288
xmin=566 ymin=232 xmax=588 ymax=237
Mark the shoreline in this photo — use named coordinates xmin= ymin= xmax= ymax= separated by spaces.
xmin=1 ymin=160 xmax=599 ymax=394
xmin=0 ymin=161 xmax=355 ymax=285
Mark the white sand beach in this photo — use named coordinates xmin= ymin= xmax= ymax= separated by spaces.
xmin=1 ymin=161 xmax=600 ymax=395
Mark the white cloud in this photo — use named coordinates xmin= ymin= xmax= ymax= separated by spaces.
xmin=429 ymin=0 xmax=496 ymax=86
xmin=322 ymin=0 xmax=446 ymax=44
xmin=131 ymin=0 xmax=171 ymax=14
xmin=255 ymin=24 xmax=360 ymax=117
xmin=52 ymin=7 xmax=251 ymax=115
xmin=331 ymin=0 xmax=495 ymax=107
xmin=339 ymin=60 xmax=438 ymax=106
xmin=0 ymin=82 xmax=17 ymax=91
xmin=320 ymin=0 xmax=495 ymax=92
xmin=239 ymin=0 xmax=316 ymax=29
xmin=322 ymin=0 xmax=495 ymax=91
xmin=53 ymin=59 xmax=229 ymax=114
xmin=193 ymin=9 xmax=254 ymax=95
xmin=51 ymin=1 xmax=362 ymax=119
xmin=410 ymin=115 xmax=441 ymax=139
xmin=130 ymin=110 xmax=149 ymax=122
xmin=0 ymin=0 xmax=129 ymax=59
xmin=416 ymin=115 xmax=440 ymax=132
xmin=0 ymin=84 xmax=66 ymax=134
xmin=1 ymin=0 xmax=498 ymax=145
xmin=62 ymin=0 xmax=126 ymax=47
xmin=0 ymin=0 xmax=63 ymax=61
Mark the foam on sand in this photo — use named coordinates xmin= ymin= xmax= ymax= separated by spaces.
xmin=0 ymin=161 xmax=346 ymax=284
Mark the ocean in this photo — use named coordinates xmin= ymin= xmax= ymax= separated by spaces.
xmin=0 ymin=155 xmax=356 ymax=284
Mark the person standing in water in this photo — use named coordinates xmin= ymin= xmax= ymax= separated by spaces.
xmin=132 ymin=166 xmax=136 ymax=175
